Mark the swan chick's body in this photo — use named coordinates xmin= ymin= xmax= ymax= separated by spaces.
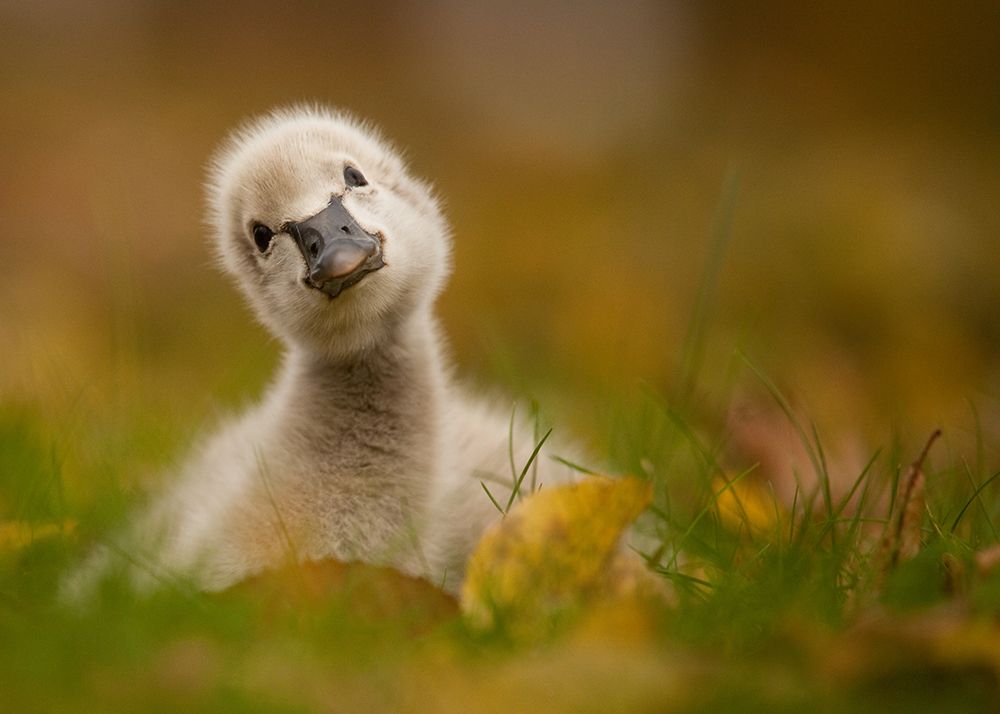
xmin=68 ymin=107 xmax=579 ymax=597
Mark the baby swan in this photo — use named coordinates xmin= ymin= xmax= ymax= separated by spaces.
xmin=68 ymin=107 xmax=578 ymax=598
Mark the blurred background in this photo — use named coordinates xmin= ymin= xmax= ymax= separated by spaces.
xmin=1 ymin=0 xmax=999 ymax=506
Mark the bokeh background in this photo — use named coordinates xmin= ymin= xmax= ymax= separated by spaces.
xmin=2 ymin=0 xmax=999 ymax=507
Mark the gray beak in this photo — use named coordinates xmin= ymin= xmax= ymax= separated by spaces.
xmin=286 ymin=195 xmax=385 ymax=298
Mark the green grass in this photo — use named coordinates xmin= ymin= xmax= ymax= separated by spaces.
xmin=4 ymin=368 xmax=1000 ymax=712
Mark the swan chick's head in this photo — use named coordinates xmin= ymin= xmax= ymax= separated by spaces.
xmin=208 ymin=106 xmax=451 ymax=358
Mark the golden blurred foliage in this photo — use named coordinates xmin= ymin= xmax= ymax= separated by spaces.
xmin=713 ymin=475 xmax=782 ymax=539
xmin=1 ymin=2 xmax=998 ymax=461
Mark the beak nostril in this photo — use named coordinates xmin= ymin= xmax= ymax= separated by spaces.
xmin=292 ymin=197 xmax=384 ymax=296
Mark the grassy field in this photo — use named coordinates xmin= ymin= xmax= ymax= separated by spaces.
xmin=5 ymin=377 xmax=1000 ymax=714
xmin=4 ymin=233 xmax=1000 ymax=711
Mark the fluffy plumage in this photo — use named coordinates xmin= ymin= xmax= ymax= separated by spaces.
xmin=66 ymin=106 xmax=581 ymax=598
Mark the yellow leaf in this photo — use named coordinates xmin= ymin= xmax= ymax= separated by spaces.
xmin=712 ymin=476 xmax=780 ymax=538
xmin=460 ymin=475 xmax=653 ymax=640
xmin=0 ymin=520 xmax=76 ymax=553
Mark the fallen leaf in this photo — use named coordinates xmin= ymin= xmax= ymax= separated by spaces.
xmin=713 ymin=475 xmax=781 ymax=538
xmin=975 ymin=544 xmax=1000 ymax=577
xmin=726 ymin=393 xmax=870 ymax=516
xmin=461 ymin=475 xmax=654 ymax=640
xmin=221 ymin=559 xmax=458 ymax=633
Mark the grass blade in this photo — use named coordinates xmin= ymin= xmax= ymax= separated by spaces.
xmin=950 ymin=468 xmax=1000 ymax=534
xmin=506 ymin=428 xmax=553 ymax=511
xmin=550 ymin=455 xmax=599 ymax=476
xmin=669 ymin=464 xmax=757 ymax=569
xmin=480 ymin=481 xmax=506 ymax=516
xmin=674 ymin=167 xmax=740 ymax=407
xmin=507 ymin=403 xmax=517 ymax=484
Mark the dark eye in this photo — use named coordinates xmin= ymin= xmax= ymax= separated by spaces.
xmin=344 ymin=165 xmax=368 ymax=188
xmin=252 ymin=223 xmax=274 ymax=253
